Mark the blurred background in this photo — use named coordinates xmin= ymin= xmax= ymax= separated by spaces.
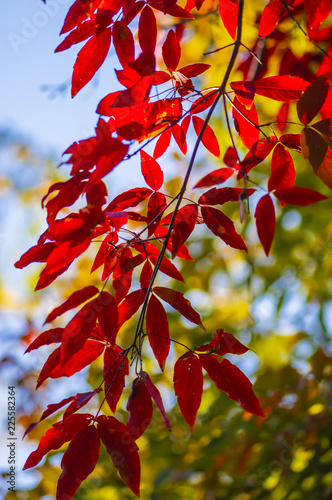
xmin=1 ymin=1 xmax=332 ymax=499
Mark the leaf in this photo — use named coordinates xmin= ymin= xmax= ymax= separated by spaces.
xmin=140 ymin=151 xmax=164 ymax=190
xmin=112 ymin=22 xmax=135 ymax=68
xmin=268 ymin=143 xmax=295 ymax=192
xmin=201 ymin=206 xmax=247 ymax=251
xmin=172 ymin=123 xmax=187 ymax=155
xmin=142 ymin=371 xmax=171 ymax=430
xmin=96 ymin=291 xmax=119 ymax=344
xmin=232 ymin=97 xmax=259 ymax=150
xmin=127 ymin=378 xmax=153 ymax=439
xmin=238 ymin=137 xmax=277 ymax=178
xmin=71 ymin=28 xmax=112 ymax=97
xmin=63 ymin=389 xmax=101 ymax=419
xmin=146 ymin=295 xmax=170 ymax=371
xmin=192 ymin=115 xmax=220 ymax=157
xmin=59 ymin=301 xmax=98 ymax=367
xmin=297 ymin=76 xmax=329 ymax=124
xmin=300 ymin=128 xmax=328 ymax=172
xmin=171 ymin=204 xmax=198 ymax=258
xmin=255 ymin=194 xmax=276 ymax=256
xmin=162 ymin=29 xmax=181 ymax=70
xmin=198 ymin=187 xmax=255 ymax=206
xmin=258 ymin=0 xmax=284 ymax=37
xmin=118 ymin=289 xmax=146 ymax=328
xmin=196 ymin=329 xmax=250 ymax=356
xmin=153 ymin=128 xmax=172 ymax=158
xmin=230 ymin=80 xmax=255 ymax=108
xmin=254 ymin=76 xmax=309 ymax=102
xmin=194 ymin=167 xmax=234 ymax=188
xmin=304 ymin=0 xmax=332 ymax=30
xmin=103 ymin=345 xmax=129 ymax=413
xmin=44 ymin=286 xmax=99 ymax=324
xmin=97 ymin=415 xmax=140 ymax=497
xmin=273 ymin=187 xmax=329 ymax=206
xmin=138 ymin=5 xmax=157 ymax=52
xmin=23 ymin=396 xmax=74 ymax=438
xmin=218 ymin=0 xmax=239 ymax=39
xmin=15 ymin=242 xmax=56 ymax=269
xmin=84 ymin=141 xmax=129 ymax=191
xmin=56 ymin=426 xmax=100 ymax=500
xmin=147 ymin=191 xmax=167 ymax=236
xmin=106 ymin=188 xmax=152 ymax=211
xmin=153 ymin=287 xmax=205 ymax=331
xmin=24 ymin=328 xmax=63 ymax=354
xmin=173 ymin=352 xmax=203 ymax=432
xmin=23 ymin=413 xmax=93 ymax=469
xmin=199 ymin=354 xmax=264 ymax=416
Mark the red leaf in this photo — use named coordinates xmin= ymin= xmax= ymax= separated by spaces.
xmin=297 ymin=76 xmax=330 ymax=124
xmin=140 ymin=151 xmax=164 ymax=190
xmin=147 ymin=192 xmax=167 ymax=236
xmin=199 ymin=355 xmax=264 ymax=416
xmin=60 ymin=0 xmax=98 ymax=34
xmin=198 ymin=187 xmax=255 ymax=206
xmin=55 ymin=19 xmax=97 ymax=53
xmin=59 ymin=301 xmax=98 ymax=367
xmin=258 ymin=0 xmax=284 ymax=37
xmin=24 ymin=328 xmax=63 ymax=354
xmin=63 ymin=389 xmax=101 ymax=419
xmin=56 ymin=426 xmax=100 ymax=500
xmin=23 ymin=413 xmax=93 ymax=469
xmin=304 ymin=0 xmax=332 ymax=30
xmin=103 ymin=345 xmax=129 ymax=413
xmin=162 ymin=30 xmax=181 ymax=70
xmin=194 ymin=167 xmax=234 ymax=188
xmin=146 ymin=295 xmax=170 ymax=371
xmin=255 ymin=194 xmax=276 ymax=256
xmin=96 ymin=291 xmax=119 ymax=344
xmin=254 ymin=76 xmax=309 ymax=102
xmin=201 ymin=206 xmax=247 ymax=251
xmin=139 ymin=5 xmax=157 ymax=52
xmin=118 ymin=289 xmax=146 ymax=328
xmin=273 ymin=187 xmax=329 ymax=206
xmin=171 ymin=204 xmax=198 ymax=258
xmin=23 ymin=396 xmax=74 ymax=438
xmin=230 ymin=80 xmax=255 ymax=108
xmin=180 ymin=63 xmax=210 ymax=78
xmin=71 ymin=28 xmax=112 ymax=97
xmin=106 ymin=188 xmax=152 ymax=211
xmin=127 ymin=378 xmax=153 ymax=439
xmin=190 ymin=90 xmax=218 ymax=114
xmin=15 ymin=242 xmax=56 ymax=269
xmin=97 ymin=415 xmax=140 ymax=497
xmin=85 ymin=141 xmax=129 ymax=191
xmin=268 ymin=143 xmax=295 ymax=192
xmin=153 ymin=286 xmax=205 ymax=331
xmin=142 ymin=371 xmax=171 ymax=430
xmin=218 ymin=0 xmax=239 ymax=39
xmin=192 ymin=115 xmax=220 ymax=157
xmin=172 ymin=124 xmax=187 ymax=155
xmin=238 ymin=137 xmax=277 ymax=178
xmin=223 ymin=146 xmax=239 ymax=167
xmin=276 ymin=102 xmax=289 ymax=133
xmin=112 ymin=22 xmax=135 ymax=68
xmin=232 ymin=97 xmax=259 ymax=150
xmin=173 ymin=352 xmax=203 ymax=432
xmin=196 ymin=329 xmax=249 ymax=356
xmin=44 ymin=286 xmax=99 ymax=324
xmin=153 ymin=128 xmax=172 ymax=158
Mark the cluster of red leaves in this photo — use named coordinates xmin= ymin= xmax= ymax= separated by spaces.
xmin=19 ymin=0 xmax=332 ymax=498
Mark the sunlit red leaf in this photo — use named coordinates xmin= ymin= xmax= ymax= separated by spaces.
xmin=112 ymin=22 xmax=135 ymax=68
xmin=147 ymin=192 xmax=167 ymax=236
xmin=304 ymin=0 xmax=332 ymax=30
xmin=273 ymin=187 xmax=329 ymax=206
xmin=139 ymin=5 xmax=157 ymax=52
xmin=140 ymin=151 xmax=164 ymax=190
xmin=63 ymin=389 xmax=101 ymax=419
xmin=219 ymin=0 xmax=239 ymax=39
xmin=24 ymin=328 xmax=63 ymax=354
xmin=96 ymin=291 xmax=118 ymax=344
xmin=172 ymin=123 xmax=187 ymax=155
xmin=146 ymin=295 xmax=170 ymax=371
xmin=238 ymin=137 xmax=277 ymax=178
xmin=199 ymin=354 xmax=264 ymax=416
xmin=192 ymin=115 xmax=220 ymax=157
xmin=201 ymin=206 xmax=247 ymax=251
xmin=171 ymin=204 xmax=198 ymax=258
xmin=173 ymin=352 xmax=203 ymax=432
xmin=162 ymin=29 xmax=181 ymax=70
xmin=232 ymin=97 xmax=259 ymax=150
xmin=84 ymin=141 xmax=129 ymax=191
xmin=142 ymin=371 xmax=171 ymax=430
xmin=23 ymin=413 xmax=93 ymax=469
xmin=276 ymin=102 xmax=289 ymax=133
xmin=196 ymin=329 xmax=249 ymax=355
xmin=103 ymin=345 xmax=129 ymax=413
xmin=127 ymin=378 xmax=153 ymax=439
xmin=72 ymin=28 xmax=112 ymax=97
xmin=254 ymin=76 xmax=309 ymax=101
xmin=15 ymin=242 xmax=56 ymax=269
xmin=97 ymin=415 xmax=140 ymax=497
xmin=258 ymin=0 xmax=284 ymax=37
xmin=23 ymin=396 xmax=74 ymax=438
xmin=118 ymin=289 xmax=146 ymax=327
xmin=230 ymin=80 xmax=255 ymax=108
xmin=56 ymin=425 xmax=100 ymax=500
xmin=153 ymin=128 xmax=172 ymax=158
xmin=194 ymin=167 xmax=234 ymax=188
xmin=153 ymin=287 xmax=205 ymax=331
xmin=198 ymin=187 xmax=255 ymax=206
xmin=106 ymin=188 xmax=152 ymax=212
xmin=44 ymin=286 xmax=99 ymax=324
xmin=268 ymin=143 xmax=295 ymax=191
xmin=255 ymin=194 xmax=276 ymax=256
